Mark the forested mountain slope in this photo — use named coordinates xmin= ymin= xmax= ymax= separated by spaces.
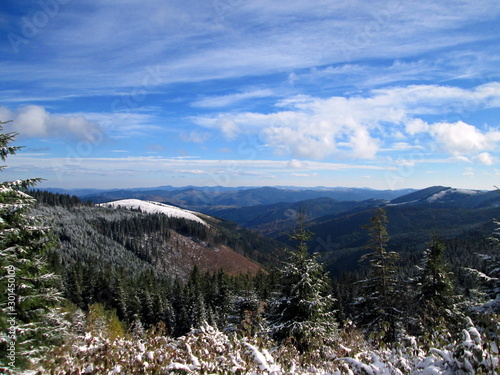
xmin=252 ymin=187 xmax=500 ymax=273
xmin=31 ymin=192 xmax=287 ymax=281
xmin=389 ymin=185 xmax=500 ymax=208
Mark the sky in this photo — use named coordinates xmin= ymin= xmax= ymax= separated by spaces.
xmin=1 ymin=0 xmax=500 ymax=190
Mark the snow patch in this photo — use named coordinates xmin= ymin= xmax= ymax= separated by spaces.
xmin=426 ymin=188 xmax=478 ymax=203
xmin=426 ymin=189 xmax=450 ymax=203
xmin=99 ymin=199 xmax=207 ymax=226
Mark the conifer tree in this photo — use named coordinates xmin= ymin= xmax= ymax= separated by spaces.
xmin=269 ymin=209 xmax=338 ymax=352
xmin=415 ymin=236 xmax=457 ymax=333
xmin=467 ymin=217 xmax=500 ymax=314
xmin=355 ymin=207 xmax=401 ymax=343
xmin=0 ymin=121 xmax=68 ymax=370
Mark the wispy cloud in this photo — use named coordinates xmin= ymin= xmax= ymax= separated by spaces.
xmin=192 ymin=89 xmax=275 ymax=108
xmin=2 ymin=1 xmax=499 ymax=96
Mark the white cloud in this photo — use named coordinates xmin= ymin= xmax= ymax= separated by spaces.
xmin=429 ymin=121 xmax=500 ymax=154
xmin=179 ymin=130 xmax=211 ymax=143
xmin=1 ymin=105 xmax=103 ymax=143
xmin=291 ymin=173 xmax=318 ymax=177
xmin=474 ymin=152 xmax=495 ymax=165
xmin=3 ymin=0 xmax=500 ymax=97
xmin=405 ymin=118 xmax=429 ymax=135
xmin=191 ymin=89 xmax=274 ymax=108
xmin=216 ymin=118 xmax=239 ymax=140
xmin=349 ymin=126 xmax=379 ymax=159
xmin=453 ymin=155 xmax=471 ymax=163
xmin=192 ymin=83 xmax=500 ymax=160
xmin=389 ymin=142 xmax=423 ymax=151
xmin=288 ymin=159 xmax=307 ymax=169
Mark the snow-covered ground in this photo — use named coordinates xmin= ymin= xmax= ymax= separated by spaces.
xmin=99 ymin=199 xmax=207 ymax=226
xmin=427 ymin=188 xmax=479 ymax=203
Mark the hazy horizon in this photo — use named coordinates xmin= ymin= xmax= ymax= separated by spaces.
xmin=40 ymin=183 xmax=494 ymax=194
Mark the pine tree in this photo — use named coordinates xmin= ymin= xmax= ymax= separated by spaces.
xmin=0 ymin=121 xmax=68 ymax=370
xmin=269 ymin=210 xmax=338 ymax=352
xmin=355 ymin=207 xmax=401 ymax=343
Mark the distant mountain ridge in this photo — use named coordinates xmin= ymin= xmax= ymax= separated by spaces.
xmin=202 ymin=197 xmax=386 ymax=236
xmin=389 ymin=186 xmax=499 ymax=209
xmin=43 ymin=185 xmax=417 ymax=208
xmin=182 ymin=185 xmax=498 ymax=274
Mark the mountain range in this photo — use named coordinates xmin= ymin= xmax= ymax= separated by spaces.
xmin=39 ymin=185 xmax=500 ymax=275
xmin=45 ymin=186 xmax=416 ymax=208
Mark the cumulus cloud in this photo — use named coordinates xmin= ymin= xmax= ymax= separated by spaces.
xmin=474 ymin=152 xmax=495 ymax=165
xmin=1 ymin=105 xmax=103 ymax=143
xmin=405 ymin=118 xmax=429 ymax=135
xmin=429 ymin=121 xmax=500 ymax=155
xmin=191 ymin=83 xmax=500 ymax=161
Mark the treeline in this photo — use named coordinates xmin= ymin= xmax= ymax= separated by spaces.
xmin=30 ymin=189 xmax=93 ymax=208
xmin=62 ymin=257 xmax=275 ymax=337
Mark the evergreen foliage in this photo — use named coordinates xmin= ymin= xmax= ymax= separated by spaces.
xmin=473 ymin=218 xmax=500 ymax=313
xmin=415 ymin=236 xmax=460 ymax=336
xmin=30 ymin=190 xmax=91 ymax=208
xmin=269 ymin=210 xmax=338 ymax=352
xmin=355 ymin=207 xmax=401 ymax=343
xmin=0 ymin=122 xmax=68 ymax=370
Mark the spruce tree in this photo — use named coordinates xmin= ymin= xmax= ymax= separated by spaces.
xmin=415 ymin=236 xmax=457 ymax=333
xmin=269 ymin=210 xmax=338 ymax=352
xmin=355 ymin=207 xmax=401 ymax=343
xmin=0 ymin=121 xmax=68 ymax=370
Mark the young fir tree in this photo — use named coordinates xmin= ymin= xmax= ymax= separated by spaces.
xmin=269 ymin=210 xmax=338 ymax=352
xmin=355 ymin=207 xmax=401 ymax=344
xmin=415 ymin=236 xmax=458 ymax=334
xmin=0 ymin=121 xmax=68 ymax=370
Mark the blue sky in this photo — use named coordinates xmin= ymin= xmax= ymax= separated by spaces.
xmin=1 ymin=0 xmax=500 ymax=190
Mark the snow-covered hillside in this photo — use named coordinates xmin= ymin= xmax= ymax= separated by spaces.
xmin=426 ymin=187 xmax=479 ymax=202
xmin=99 ymin=199 xmax=207 ymax=226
